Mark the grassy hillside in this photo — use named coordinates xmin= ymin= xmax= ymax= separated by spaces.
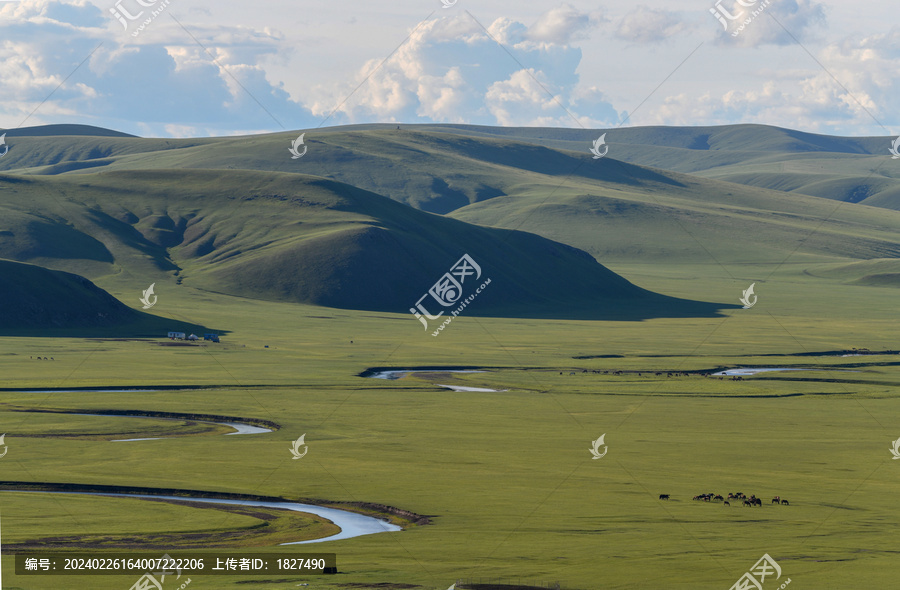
xmin=4 ymin=123 xmax=898 ymax=213
xmin=1 ymin=123 xmax=899 ymax=590
xmin=0 ymin=128 xmax=685 ymax=214
xmin=293 ymin=124 xmax=900 ymax=211
xmin=3 ymin=126 xmax=898 ymax=270
xmin=0 ymin=259 xmax=200 ymax=335
xmin=1 ymin=271 xmax=898 ymax=589
xmin=268 ymin=123 xmax=900 ymax=209
xmin=802 ymin=258 xmax=900 ymax=288
xmin=1 ymin=123 xmax=136 ymax=138
xmin=0 ymin=169 xmax=724 ymax=320
xmin=448 ymin=168 xmax=900 ymax=266
xmin=286 ymin=122 xmax=887 ymax=154
xmin=412 ymin=123 xmax=900 ymax=210
xmin=2 ymin=124 xmax=897 ymax=303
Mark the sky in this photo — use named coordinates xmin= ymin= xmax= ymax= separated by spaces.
xmin=0 ymin=0 xmax=897 ymax=138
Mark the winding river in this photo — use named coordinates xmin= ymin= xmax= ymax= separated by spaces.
xmin=66 ymin=413 xmax=273 ymax=441
xmin=367 ymin=369 xmax=484 ymax=380
xmin=712 ymin=367 xmax=810 ymax=376
xmin=712 ymin=367 xmax=858 ymax=376
xmin=3 ymin=491 xmax=401 ymax=544
xmin=436 ymin=384 xmax=506 ymax=392
xmin=9 ymin=387 xmax=402 ymax=545
xmin=364 ymin=368 xmax=503 ymax=391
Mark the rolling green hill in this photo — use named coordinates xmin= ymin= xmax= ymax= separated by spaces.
xmin=447 ymin=166 xmax=900 ymax=266
xmin=0 ymin=127 xmax=684 ymax=214
xmin=259 ymin=123 xmax=900 ymax=211
xmin=4 ymin=123 xmax=897 ymax=212
xmin=2 ymin=123 xmax=900 ymax=590
xmin=386 ymin=123 xmax=900 ymax=210
xmin=0 ymin=169 xmax=724 ymax=320
xmin=2 ymin=123 xmax=898 ymax=297
xmin=802 ymin=258 xmax=900 ymax=287
xmin=0 ymin=259 xmax=196 ymax=334
xmin=1 ymin=123 xmax=137 ymax=138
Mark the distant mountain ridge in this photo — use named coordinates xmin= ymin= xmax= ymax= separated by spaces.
xmin=328 ymin=122 xmax=887 ymax=155
xmin=0 ymin=122 xmax=896 ymax=331
xmin=0 ymin=124 xmax=136 ymax=138
xmin=1 ymin=123 xmax=897 ymax=212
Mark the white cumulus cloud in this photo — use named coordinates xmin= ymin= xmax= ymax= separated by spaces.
xmin=638 ymin=30 xmax=900 ymax=135
xmin=526 ymin=3 xmax=603 ymax=45
xmin=616 ymin=6 xmax=691 ymax=43
xmin=0 ymin=0 xmax=311 ymax=136
xmin=712 ymin=0 xmax=826 ymax=47
xmin=310 ymin=6 xmax=620 ymax=129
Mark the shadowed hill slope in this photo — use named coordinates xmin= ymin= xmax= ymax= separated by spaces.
xmin=0 ymin=127 xmax=682 ymax=214
xmin=447 ymin=168 xmax=900 ymax=265
xmin=2 ymin=124 xmax=899 ymax=269
xmin=2 ymin=123 xmax=898 ymax=212
xmin=0 ymin=259 xmax=201 ymax=334
xmin=803 ymin=259 xmax=900 ymax=288
xmin=1 ymin=124 xmax=137 ymax=138
xmin=351 ymin=123 xmax=900 ymax=210
xmin=0 ymin=169 xmax=727 ymax=320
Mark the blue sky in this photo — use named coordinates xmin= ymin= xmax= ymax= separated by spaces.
xmin=0 ymin=0 xmax=897 ymax=138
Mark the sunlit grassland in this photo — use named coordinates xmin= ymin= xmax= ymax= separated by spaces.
xmin=0 ymin=262 xmax=897 ymax=589
xmin=2 ymin=385 xmax=898 ymax=589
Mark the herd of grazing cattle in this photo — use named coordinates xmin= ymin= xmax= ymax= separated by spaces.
xmin=657 ymin=493 xmax=790 ymax=506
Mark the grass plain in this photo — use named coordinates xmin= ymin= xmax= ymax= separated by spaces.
xmin=1 ymin=123 xmax=898 ymax=589
xmin=1 ymin=256 xmax=897 ymax=590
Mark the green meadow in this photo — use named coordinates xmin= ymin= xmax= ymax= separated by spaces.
xmin=1 ymin=123 xmax=898 ymax=589
xmin=1 ymin=256 xmax=898 ymax=590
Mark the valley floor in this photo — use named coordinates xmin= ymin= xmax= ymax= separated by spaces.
xmin=1 ymin=263 xmax=897 ymax=590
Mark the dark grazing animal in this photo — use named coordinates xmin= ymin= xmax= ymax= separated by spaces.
xmin=659 ymin=494 xmax=670 ymax=500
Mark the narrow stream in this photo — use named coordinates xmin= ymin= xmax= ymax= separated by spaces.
xmin=2 ymin=491 xmax=401 ymax=544
xmin=67 ymin=413 xmax=273 ymax=441
xmin=367 ymin=369 xmax=485 ymax=380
